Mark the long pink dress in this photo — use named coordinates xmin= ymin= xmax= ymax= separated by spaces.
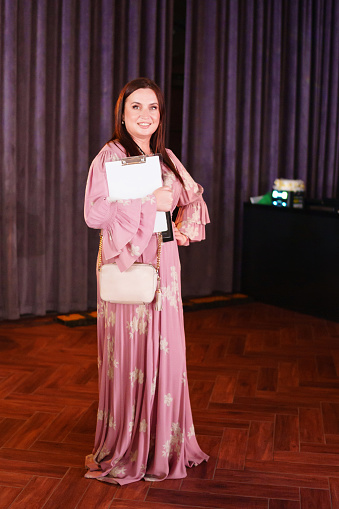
xmin=84 ymin=141 xmax=210 ymax=484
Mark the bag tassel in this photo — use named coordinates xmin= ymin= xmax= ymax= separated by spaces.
xmin=155 ymin=288 xmax=162 ymax=311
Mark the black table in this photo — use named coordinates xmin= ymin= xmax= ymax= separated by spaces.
xmin=241 ymin=203 xmax=339 ymax=321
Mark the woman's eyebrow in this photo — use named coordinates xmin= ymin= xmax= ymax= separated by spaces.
xmin=130 ymin=101 xmax=158 ymax=106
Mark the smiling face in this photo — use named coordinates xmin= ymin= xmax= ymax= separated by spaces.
xmin=123 ymin=88 xmax=160 ymax=146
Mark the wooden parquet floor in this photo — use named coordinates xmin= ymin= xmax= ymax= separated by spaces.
xmin=1 ymin=302 xmax=339 ymax=508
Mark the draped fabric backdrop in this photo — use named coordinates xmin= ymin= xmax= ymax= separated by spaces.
xmin=180 ymin=0 xmax=339 ymax=296
xmin=0 ymin=0 xmax=174 ymax=319
xmin=1 ymin=0 xmax=339 ymax=320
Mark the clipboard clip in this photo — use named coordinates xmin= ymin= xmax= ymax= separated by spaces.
xmin=121 ymin=155 xmax=146 ymax=165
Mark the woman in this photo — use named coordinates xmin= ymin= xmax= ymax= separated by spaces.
xmin=84 ymin=77 xmax=210 ymax=485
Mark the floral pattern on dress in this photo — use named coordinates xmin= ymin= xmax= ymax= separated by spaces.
xmin=128 ymin=243 xmax=141 ymax=257
xmin=116 ymin=199 xmax=132 ymax=206
xmin=128 ymin=404 xmax=136 ymax=434
xmin=163 ymin=158 xmax=199 ymax=194
xmin=187 ymin=424 xmax=195 ymax=439
xmin=106 ymin=310 xmax=116 ymax=328
xmin=181 ymin=171 xmax=200 ymax=194
xmin=97 ymin=446 xmax=110 ymax=462
xmin=97 ymin=298 xmax=106 ymax=319
xmin=163 ymin=156 xmax=200 ymax=194
xmin=97 ymin=409 xmax=105 ymax=421
xmin=160 ymin=335 xmax=169 ymax=354
xmin=162 ymin=169 xmax=176 ymax=188
xmin=141 ymin=194 xmax=156 ymax=205
xmin=164 ymin=393 xmax=173 ymax=407
xmin=179 ymin=203 xmax=203 ymax=240
xmin=139 ymin=419 xmax=147 ymax=433
xmin=108 ymin=465 xmax=127 ymax=478
xmin=109 ymin=415 xmax=116 ymax=429
xmin=162 ymin=423 xmax=184 ymax=460
xmin=129 ymin=367 xmax=144 ymax=387
xmin=97 ymin=410 xmax=116 ymax=431
xmin=127 ymin=305 xmax=150 ymax=339
xmin=161 ymin=266 xmax=180 ymax=310
xmin=106 ymin=152 xmax=120 ymax=162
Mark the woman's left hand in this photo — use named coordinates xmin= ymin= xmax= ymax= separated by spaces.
xmin=173 ymin=222 xmax=188 ymax=246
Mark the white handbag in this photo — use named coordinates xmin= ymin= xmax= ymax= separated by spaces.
xmin=98 ymin=232 xmax=162 ymax=309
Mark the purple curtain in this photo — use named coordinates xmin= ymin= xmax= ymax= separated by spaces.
xmin=2 ymin=0 xmax=339 ymax=319
xmin=180 ymin=0 xmax=339 ymax=296
xmin=0 ymin=0 xmax=174 ymax=320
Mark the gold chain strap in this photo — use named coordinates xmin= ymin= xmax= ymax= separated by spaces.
xmin=155 ymin=232 xmax=162 ymax=273
xmin=98 ymin=231 xmax=162 ymax=273
xmin=98 ymin=231 xmax=104 ymax=271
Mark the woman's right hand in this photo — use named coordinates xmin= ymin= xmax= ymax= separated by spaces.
xmin=153 ymin=186 xmax=173 ymax=212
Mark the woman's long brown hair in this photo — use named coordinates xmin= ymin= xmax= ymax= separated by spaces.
xmin=109 ymin=77 xmax=184 ymax=186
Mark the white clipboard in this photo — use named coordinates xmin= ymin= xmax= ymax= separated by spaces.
xmin=105 ymin=154 xmax=167 ymax=232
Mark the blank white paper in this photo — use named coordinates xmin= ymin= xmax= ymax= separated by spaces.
xmin=105 ymin=155 xmax=167 ymax=232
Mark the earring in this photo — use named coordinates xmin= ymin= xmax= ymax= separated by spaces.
xmin=122 ymin=120 xmax=125 ymax=125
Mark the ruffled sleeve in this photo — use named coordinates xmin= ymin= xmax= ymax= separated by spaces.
xmin=167 ymin=150 xmax=210 ymax=243
xmin=84 ymin=147 xmax=157 ymax=271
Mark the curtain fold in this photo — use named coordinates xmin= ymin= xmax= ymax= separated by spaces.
xmin=180 ymin=0 xmax=339 ymax=296
xmin=1 ymin=0 xmax=19 ymax=320
xmin=0 ymin=0 xmax=174 ymax=319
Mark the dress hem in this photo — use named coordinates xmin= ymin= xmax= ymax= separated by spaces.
xmin=84 ymin=455 xmax=209 ymax=486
